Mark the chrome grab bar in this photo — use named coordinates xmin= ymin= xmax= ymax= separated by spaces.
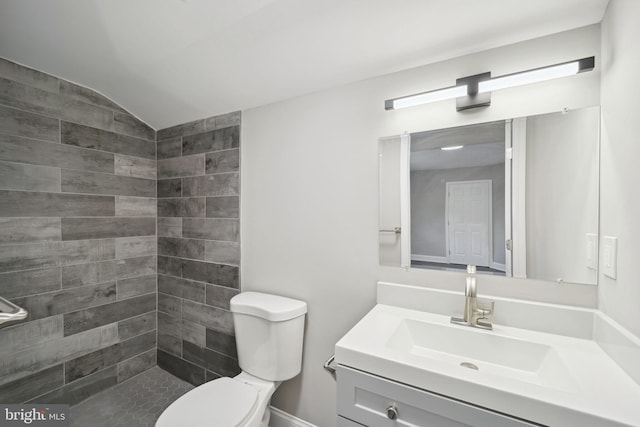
xmin=379 ymin=227 xmax=401 ymax=234
xmin=323 ymin=354 xmax=337 ymax=379
xmin=0 ymin=295 xmax=28 ymax=328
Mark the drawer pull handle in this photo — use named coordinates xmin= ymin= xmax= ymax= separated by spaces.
xmin=386 ymin=404 xmax=399 ymax=420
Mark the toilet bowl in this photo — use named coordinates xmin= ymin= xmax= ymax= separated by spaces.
xmin=156 ymin=292 xmax=307 ymax=427
xmin=156 ymin=373 xmax=276 ymax=427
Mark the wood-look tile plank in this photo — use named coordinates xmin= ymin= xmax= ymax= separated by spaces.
xmin=0 ymin=239 xmax=115 ymax=274
xmin=64 ymin=331 xmax=155 ymax=383
xmin=61 ymin=217 xmax=155 ymax=240
xmin=158 ymin=274 xmax=205 ymax=302
xmin=205 ymin=196 xmax=239 ymax=218
xmin=181 ymin=319 xmax=206 ymax=348
xmin=0 ymin=190 xmax=114 ymax=217
xmin=0 ymin=218 xmax=61 ymax=244
xmin=158 ymin=217 xmax=182 ymax=238
xmin=182 ymin=218 xmax=239 ymax=241
xmin=0 ymin=133 xmax=114 ymax=173
xmin=205 ymin=284 xmax=239 ymax=310
xmin=158 ymin=293 xmax=182 ymax=317
xmin=115 ymin=196 xmax=157 ymax=217
xmin=203 ymin=241 xmax=240 ymax=266
xmin=61 ymin=169 xmax=155 ymax=197
xmin=0 ymin=316 xmax=63 ymax=356
xmin=13 ymin=282 xmax=116 ymax=321
xmin=63 ymin=293 xmax=156 ymax=336
xmin=181 ymin=299 xmax=234 ymax=335
xmin=59 ymin=80 xmax=126 ymax=113
xmin=115 ymin=236 xmax=156 ymax=259
xmin=114 ymin=154 xmax=156 ymax=179
xmin=158 ymin=256 xmax=183 ymax=277
xmin=157 ymin=349 xmax=205 ymax=386
xmin=112 ymin=112 xmax=155 ymax=141
xmin=0 ymin=104 xmax=59 ymax=142
xmin=182 ymin=126 xmax=239 ymax=157
xmin=157 ymin=154 xmax=205 ymax=179
xmin=0 ymin=365 xmax=63 ymax=404
xmin=158 ymin=237 xmax=204 ymax=260
xmin=117 ymin=349 xmax=156 ymax=382
xmin=116 ymin=275 xmax=156 ymax=300
xmin=62 ymin=260 xmax=117 ymax=288
xmin=61 ymin=121 xmax=155 ymax=159
xmin=0 ymin=58 xmax=60 ymax=93
xmin=0 ymin=161 xmax=60 ymax=192
xmin=181 ymin=259 xmax=238 ymax=289
xmin=116 ymin=255 xmax=156 ymax=280
xmin=118 ymin=311 xmax=156 ymax=341
xmin=204 ymin=111 xmax=241 ymax=131
xmin=205 ymin=328 xmax=237 ymax=359
xmin=158 ymin=333 xmax=182 ymax=357
xmin=182 ymin=340 xmax=240 ymax=377
xmin=0 ymin=267 xmax=61 ymax=299
xmin=30 ymin=366 xmax=118 ymax=405
xmin=205 ymin=149 xmax=239 ymax=174
xmin=182 ymin=172 xmax=239 ymax=197
xmin=0 ymin=77 xmax=113 ymax=132
xmin=157 ymin=119 xmax=205 ymax=140
xmin=157 ymin=137 xmax=181 ymax=160
xmin=0 ymin=324 xmax=119 ymax=385
xmin=157 ymin=178 xmax=181 ymax=198
xmin=157 ymin=198 xmax=204 ymax=217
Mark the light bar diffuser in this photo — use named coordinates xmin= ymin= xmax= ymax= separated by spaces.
xmin=478 ymin=57 xmax=593 ymax=93
xmin=386 ymin=85 xmax=468 ymax=110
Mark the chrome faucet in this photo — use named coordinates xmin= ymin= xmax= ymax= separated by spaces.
xmin=451 ymin=265 xmax=494 ymax=330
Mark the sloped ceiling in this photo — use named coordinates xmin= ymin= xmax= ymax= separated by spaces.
xmin=0 ymin=0 xmax=608 ymax=129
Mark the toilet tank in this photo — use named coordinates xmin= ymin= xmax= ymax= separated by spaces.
xmin=230 ymin=292 xmax=307 ymax=381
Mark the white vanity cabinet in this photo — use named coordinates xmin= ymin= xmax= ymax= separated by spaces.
xmin=337 ymin=365 xmax=540 ymax=427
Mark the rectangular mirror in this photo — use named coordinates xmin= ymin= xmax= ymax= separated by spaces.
xmin=379 ymin=106 xmax=600 ymax=286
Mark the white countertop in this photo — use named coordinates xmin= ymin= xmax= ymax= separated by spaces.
xmin=335 ymin=304 xmax=640 ymax=427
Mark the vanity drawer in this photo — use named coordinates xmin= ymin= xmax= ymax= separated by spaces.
xmin=337 ymin=365 xmax=541 ymax=427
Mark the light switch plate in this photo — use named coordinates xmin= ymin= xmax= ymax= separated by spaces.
xmin=602 ymin=236 xmax=618 ymax=279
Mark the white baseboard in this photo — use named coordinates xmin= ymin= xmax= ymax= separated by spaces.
xmin=411 ymin=254 xmax=447 ymax=263
xmin=491 ymin=262 xmax=506 ymax=272
xmin=269 ymin=406 xmax=317 ymax=427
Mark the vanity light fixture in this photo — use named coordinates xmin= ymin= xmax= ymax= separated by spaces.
xmin=441 ymin=145 xmax=463 ymax=151
xmin=384 ymin=56 xmax=595 ymax=112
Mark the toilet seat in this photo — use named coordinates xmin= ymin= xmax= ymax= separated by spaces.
xmin=156 ymin=377 xmax=259 ymax=427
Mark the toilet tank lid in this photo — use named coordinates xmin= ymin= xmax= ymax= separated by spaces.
xmin=230 ymin=292 xmax=307 ymax=321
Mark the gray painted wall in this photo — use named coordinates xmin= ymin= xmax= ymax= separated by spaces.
xmin=0 ymin=58 xmax=157 ymax=404
xmin=156 ymin=112 xmax=241 ymax=385
xmin=410 ymin=163 xmax=506 ymax=265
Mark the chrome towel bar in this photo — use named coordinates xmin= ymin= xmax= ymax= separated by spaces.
xmin=323 ymin=354 xmax=337 ymax=379
xmin=379 ymin=227 xmax=401 ymax=234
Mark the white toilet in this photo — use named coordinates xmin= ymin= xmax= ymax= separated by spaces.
xmin=156 ymin=292 xmax=307 ymax=427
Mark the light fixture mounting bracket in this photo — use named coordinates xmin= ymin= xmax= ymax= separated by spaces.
xmin=456 ymin=72 xmax=491 ymax=111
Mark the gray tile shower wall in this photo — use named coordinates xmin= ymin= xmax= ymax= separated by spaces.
xmin=156 ymin=111 xmax=241 ymax=386
xmin=0 ymin=58 xmax=157 ymax=404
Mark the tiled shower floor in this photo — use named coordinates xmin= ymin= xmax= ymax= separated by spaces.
xmin=70 ymin=366 xmax=194 ymax=427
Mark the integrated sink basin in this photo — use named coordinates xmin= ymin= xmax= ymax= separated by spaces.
xmin=335 ymin=303 xmax=640 ymax=426
xmin=387 ymin=318 xmax=575 ymax=390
